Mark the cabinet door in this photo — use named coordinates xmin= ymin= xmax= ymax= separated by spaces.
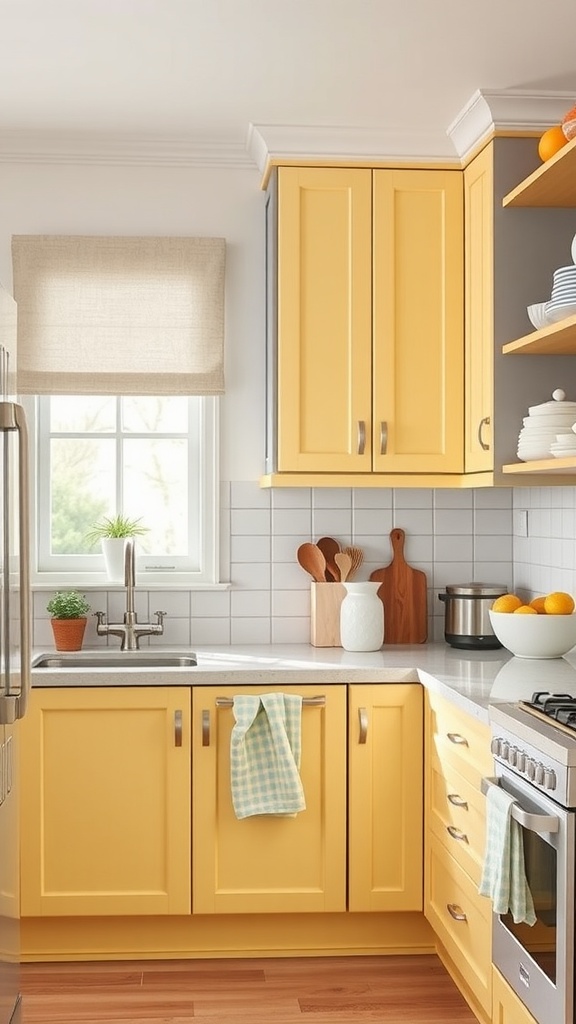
xmin=192 ymin=684 xmax=347 ymax=914
xmin=276 ymin=167 xmax=373 ymax=472
xmin=464 ymin=145 xmax=494 ymax=473
xmin=373 ymin=169 xmax=464 ymax=473
xmin=348 ymin=684 xmax=423 ymax=911
xmin=20 ymin=687 xmax=191 ymax=916
xmin=492 ymin=966 xmax=538 ymax=1024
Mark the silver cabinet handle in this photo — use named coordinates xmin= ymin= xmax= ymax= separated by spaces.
xmin=358 ymin=707 xmax=368 ymax=744
xmin=174 ymin=710 xmax=183 ymax=747
xmin=380 ymin=421 xmax=388 ymax=455
xmin=357 ymin=420 xmax=366 ymax=456
xmin=202 ymin=710 xmax=210 ymax=747
xmin=446 ymin=825 xmax=469 ymax=843
xmin=447 ymin=903 xmax=467 ymax=922
xmin=447 ymin=732 xmax=469 ymax=747
xmin=447 ymin=794 xmax=468 ymax=810
xmin=477 ymin=416 xmax=490 ymax=451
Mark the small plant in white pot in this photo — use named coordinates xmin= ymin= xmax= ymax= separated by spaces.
xmin=85 ymin=514 xmax=148 ymax=583
xmin=46 ymin=591 xmax=91 ymax=651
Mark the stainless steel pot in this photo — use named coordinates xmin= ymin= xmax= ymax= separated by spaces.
xmin=438 ymin=582 xmax=508 ymax=650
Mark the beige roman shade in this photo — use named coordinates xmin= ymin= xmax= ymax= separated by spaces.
xmin=11 ymin=235 xmax=225 ymax=395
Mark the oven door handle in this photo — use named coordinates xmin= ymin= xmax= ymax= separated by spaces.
xmin=481 ymin=777 xmax=560 ymax=833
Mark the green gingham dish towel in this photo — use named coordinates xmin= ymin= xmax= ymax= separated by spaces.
xmin=230 ymin=693 xmax=306 ymax=819
xmin=478 ymin=783 xmax=536 ymax=926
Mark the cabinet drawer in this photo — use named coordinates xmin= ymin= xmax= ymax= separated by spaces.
xmin=427 ymin=692 xmax=492 ymax=787
xmin=428 ymin=761 xmax=486 ymax=885
xmin=425 ymin=835 xmax=492 ymax=1017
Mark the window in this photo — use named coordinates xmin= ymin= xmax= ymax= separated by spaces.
xmin=29 ymin=394 xmax=219 ymax=586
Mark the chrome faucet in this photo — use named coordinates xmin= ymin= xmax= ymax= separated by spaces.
xmin=95 ymin=538 xmax=167 ymax=651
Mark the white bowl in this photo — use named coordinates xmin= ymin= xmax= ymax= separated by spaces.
xmin=527 ymin=302 xmax=550 ymax=330
xmin=489 ymin=610 xmax=576 ymax=659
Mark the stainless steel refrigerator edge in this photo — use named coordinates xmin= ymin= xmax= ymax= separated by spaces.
xmin=0 ymin=283 xmax=32 ymax=1024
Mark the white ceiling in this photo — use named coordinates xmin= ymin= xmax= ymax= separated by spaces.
xmin=1 ymin=0 xmax=576 ymax=164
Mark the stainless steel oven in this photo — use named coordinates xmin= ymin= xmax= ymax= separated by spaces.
xmin=488 ymin=698 xmax=576 ymax=1024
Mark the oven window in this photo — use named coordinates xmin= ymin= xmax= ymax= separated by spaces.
xmin=502 ymin=829 xmax=557 ymax=983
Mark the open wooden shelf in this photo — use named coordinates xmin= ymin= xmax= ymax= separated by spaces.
xmin=503 ymin=134 xmax=576 ymax=208
xmin=503 ymin=457 xmax=576 ymax=475
xmin=502 ymin=313 xmax=576 ymax=354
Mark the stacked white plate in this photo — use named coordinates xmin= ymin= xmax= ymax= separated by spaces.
xmin=550 ymin=427 xmax=576 ymax=459
xmin=545 ymin=265 xmax=576 ymax=324
xmin=517 ymin=390 xmax=576 ymax=461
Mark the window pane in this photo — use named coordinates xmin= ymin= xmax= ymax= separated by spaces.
xmin=123 ymin=439 xmax=189 ymax=555
xmin=121 ymin=397 xmax=188 ymax=433
xmin=50 ymin=396 xmax=116 ymax=433
xmin=51 ymin=438 xmax=116 ymax=554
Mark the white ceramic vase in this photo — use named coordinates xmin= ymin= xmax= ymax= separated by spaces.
xmin=340 ymin=581 xmax=384 ymax=652
xmin=101 ymin=537 xmax=128 ymax=583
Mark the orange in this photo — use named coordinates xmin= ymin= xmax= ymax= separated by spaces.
xmin=529 ymin=596 xmax=547 ymax=614
xmin=544 ymin=591 xmax=575 ymax=615
xmin=491 ymin=594 xmax=523 ymax=613
xmin=538 ymin=125 xmax=568 ymax=162
xmin=513 ymin=605 xmax=537 ymax=614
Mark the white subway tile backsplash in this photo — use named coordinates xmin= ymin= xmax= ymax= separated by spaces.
xmin=32 ymin=483 xmax=576 ymax=650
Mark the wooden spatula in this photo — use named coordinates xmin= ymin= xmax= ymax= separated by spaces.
xmin=316 ymin=537 xmax=341 ymax=581
xmin=334 ymin=551 xmax=352 ymax=583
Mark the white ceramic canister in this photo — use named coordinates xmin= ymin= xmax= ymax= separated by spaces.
xmin=340 ymin=581 xmax=384 ymax=652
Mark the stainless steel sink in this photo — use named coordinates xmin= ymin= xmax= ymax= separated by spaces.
xmin=32 ymin=650 xmax=198 ymax=669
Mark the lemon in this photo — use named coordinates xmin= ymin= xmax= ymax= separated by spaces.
xmin=513 ymin=605 xmax=537 ymax=614
xmin=544 ymin=592 xmax=575 ymax=615
xmin=529 ymin=596 xmax=547 ymax=614
xmin=491 ymin=594 xmax=523 ymax=613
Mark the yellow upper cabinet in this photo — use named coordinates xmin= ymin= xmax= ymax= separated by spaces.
xmin=267 ymin=165 xmax=464 ymax=484
xmin=464 ymin=145 xmax=494 ymax=474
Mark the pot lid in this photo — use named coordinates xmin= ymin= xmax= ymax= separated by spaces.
xmin=528 ymin=388 xmax=576 ymax=417
xmin=444 ymin=582 xmax=508 ymax=597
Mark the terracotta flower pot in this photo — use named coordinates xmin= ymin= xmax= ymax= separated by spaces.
xmin=50 ymin=618 xmax=87 ymax=652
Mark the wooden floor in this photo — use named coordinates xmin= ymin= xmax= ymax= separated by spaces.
xmin=21 ymin=954 xmax=479 ymax=1023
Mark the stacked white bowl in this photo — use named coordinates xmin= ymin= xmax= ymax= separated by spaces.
xmin=545 ymin=265 xmax=576 ymax=324
xmin=517 ymin=388 xmax=576 ymax=461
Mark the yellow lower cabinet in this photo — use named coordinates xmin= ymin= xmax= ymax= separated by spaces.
xmin=348 ymin=684 xmax=423 ymax=911
xmin=20 ymin=687 xmax=191 ymax=916
xmin=0 ymin=723 xmax=19 ymax=925
xmin=492 ymin=967 xmax=538 ymax=1024
xmin=192 ymin=684 xmax=347 ymax=914
xmin=426 ymin=836 xmax=492 ymax=1018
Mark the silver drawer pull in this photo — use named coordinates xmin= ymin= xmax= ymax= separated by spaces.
xmin=447 ymin=732 xmax=469 ymax=747
xmin=477 ymin=415 xmax=491 ymax=451
xmin=447 ymin=794 xmax=468 ymax=810
xmin=447 ymin=903 xmax=467 ymax=922
xmin=446 ymin=825 xmax=469 ymax=843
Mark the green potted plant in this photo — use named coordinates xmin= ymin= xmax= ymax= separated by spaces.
xmin=85 ymin=514 xmax=148 ymax=583
xmin=46 ymin=591 xmax=91 ymax=651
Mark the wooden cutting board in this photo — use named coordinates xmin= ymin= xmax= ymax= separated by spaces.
xmin=369 ymin=528 xmax=428 ymax=644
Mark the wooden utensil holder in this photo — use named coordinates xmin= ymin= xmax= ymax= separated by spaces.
xmin=310 ymin=582 xmax=345 ymax=646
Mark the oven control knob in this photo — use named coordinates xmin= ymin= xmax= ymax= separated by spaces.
xmin=491 ymin=737 xmax=502 ymax=756
xmin=544 ymin=769 xmax=557 ymax=790
xmin=535 ymin=763 xmax=545 ymax=785
xmin=516 ymin=750 xmax=526 ymax=772
xmin=526 ymin=759 xmax=536 ymax=781
xmin=508 ymin=746 xmax=517 ymax=767
xmin=501 ymin=741 xmax=510 ymax=760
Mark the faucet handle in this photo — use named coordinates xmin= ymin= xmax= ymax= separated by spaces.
xmin=154 ymin=610 xmax=167 ymax=624
xmin=94 ymin=610 xmax=107 ymax=625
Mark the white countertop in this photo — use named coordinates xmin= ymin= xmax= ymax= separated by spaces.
xmin=31 ymin=642 xmax=576 ymax=724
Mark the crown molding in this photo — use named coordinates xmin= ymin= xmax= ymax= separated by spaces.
xmin=0 ymin=130 xmax=258 ymax=169
xmin=246 ymin=123 xmax=458 ymax=174
xmin=447 ymin=88 xmax=576 ymax=160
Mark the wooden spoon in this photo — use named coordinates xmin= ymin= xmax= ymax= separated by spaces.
xmin=316 ymin=536 xmax=341 ymax=581
xmin=344 ymin=546 xmax=364 ymax=580
xmin=297 ymin=542 xmax=327 ymax=583
xmin=334 ymin=551 xmax=352 ymax=583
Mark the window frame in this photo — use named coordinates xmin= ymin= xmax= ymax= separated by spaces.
xmin=24 ymin=395 xmax=221 ymax=589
